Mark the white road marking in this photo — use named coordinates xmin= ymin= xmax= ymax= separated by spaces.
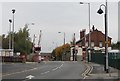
xmin=45 ymin=71 xmax=50 ymax=73
xmin=58 ymin=64 xmax=63 ymax=68
xmin=52 ymin=67 xmax=59 ymax=71
xmin=41 ymin=73 xmax=45 ymax=75
xmin=41 ymin=71 xmax=50 ymax=75
xmin=81 ymin=63 xmax=93 ymax=80
xmin=73 ymin=61 xmax=77 ymax=63
xmin=26 ymin=75 xmax=34 ymax=79
xmin=2 ymin=68 xmax=38 ymax=77
xmin=3 ymin=62 xmax=64 ymax=78
xmin=52 ymin=63 xmax=63 ymax=71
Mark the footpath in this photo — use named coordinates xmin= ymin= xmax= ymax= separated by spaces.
xmin=85 ymin=62 xmax=120 ymax=80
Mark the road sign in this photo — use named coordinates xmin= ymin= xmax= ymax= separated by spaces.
xmin=105 ymin=41 xmax=109 ymax=44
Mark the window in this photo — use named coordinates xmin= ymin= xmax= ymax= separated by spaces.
xmin=99 ymin=41 xmax=103 ymax=47
xmin=83 ymin=48 xmax=86 ymax=51
xmin=85 ymin=42 xmax=88 ymax=47
xmin=91 ymin=42 xmax=94 ymax=47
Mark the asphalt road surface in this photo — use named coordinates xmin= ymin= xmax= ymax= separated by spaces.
xmin=1 ymin=61 xmax=86 ymax=80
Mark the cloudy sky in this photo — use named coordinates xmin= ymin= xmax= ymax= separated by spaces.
xmin=0 ymin=0 xmax=119 ymax=52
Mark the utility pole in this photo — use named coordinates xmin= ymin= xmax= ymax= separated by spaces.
xmin=80 ymin=2 xmax=91 ymax=62
xmin=12 ymin=9 xmax=15 ymax=54
xmin=73 ymin=33 xmax=76 ymax=61
xmin=9 ymin=19 xmax=12 ymax=49
xmin=97 ymin=0 xmax=109 ymax=73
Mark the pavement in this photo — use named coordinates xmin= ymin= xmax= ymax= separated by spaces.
xmin=85 ymin=62 xmax=120 ymax=80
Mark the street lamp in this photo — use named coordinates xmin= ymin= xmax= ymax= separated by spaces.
xmin=58 ymin=32 xmax=65 ymax=45
xmin=9 ymin=19 xmax=12 ymax=49
xmin=58 ymin=32 xmax=66 ymax=61
xmin=97 ymin=0 xmax=109 ymax=73
xmin=80 ymin=2 xmax=91 ymax=62
xmin=12 ymin=9 xmax=15 ymax=54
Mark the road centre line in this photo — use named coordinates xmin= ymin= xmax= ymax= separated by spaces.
xmin=58 ymin=64 xmax=63 ymax=68
xmin=2 ymin=62 xmax=64 ymax=77
xmin=41 ymin=71 xmax=50 ymax=75
xmin=52 ymin=67 xmax=59 ymax=71
xmin=44 ymin=71 xmax=50 ymax=73
xmin=52 ymin=63 xmax=63 ymax=71
xmin=2 ymin=68 xmax=37 ymax=77
xmin=40 ymin=63 xmax=64 ymax=75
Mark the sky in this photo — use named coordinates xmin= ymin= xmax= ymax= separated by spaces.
xmin=0 ymin=0 xmax=119 ymax=52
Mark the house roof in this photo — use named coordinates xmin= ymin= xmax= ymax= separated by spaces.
xmin=76 ymin=28 xmax=112 ymax=44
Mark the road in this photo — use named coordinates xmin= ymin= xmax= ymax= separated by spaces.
xmin=1 ymin=61 xmax=86 ymax=80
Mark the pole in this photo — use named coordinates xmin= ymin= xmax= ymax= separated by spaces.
xmin=73 ymin=33 xmax=76 ymax=61
xmin=97 ymin=0 xmax=109 ymax=73
xmin=12 ymin=12 xmax=14 ymax=54
xmin=9 ymin=19 xmax=12 ymax=49
xmin=88 ymin=3 xmax=91 ymax=62
xmin=58 ymin=32 xmax=65 ymax=45
xmin=104 ymin=10 xmax=107 ymax=72
xmin=105 ymin=0 xmax=109 ymax=73
xmin=64 ymin=32 xmax=65 ymax=45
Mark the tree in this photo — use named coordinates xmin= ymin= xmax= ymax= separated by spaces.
xmin=51 ymin=43 xmax=71 ymax=61
xmin=2 ymin=24 xmax=32 ymax=55
xmin=2 ymin=34 xmax=9 ymax=49
xmin=14 ymin=25 xmax=32 ymax=55
xmin=111 ymin=41 xmax=120 ymax=50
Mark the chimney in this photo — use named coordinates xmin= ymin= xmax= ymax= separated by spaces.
xmin=80 ymin=31 xmax=83 ymax=39
xmin=92 ymin=25 xmax=95 ymax=31
xmin=80 ymin=29 xmax=86 ymax=40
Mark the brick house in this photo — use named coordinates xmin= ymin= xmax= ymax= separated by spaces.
xmin=75 ymin=25 xmax=112 ymax=61
xmin=76 ymin=25 xmax=112 ymax=57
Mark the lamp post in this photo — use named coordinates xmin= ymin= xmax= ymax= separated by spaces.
xmin=58 ymin=32 xmax=65 ymax=45
xmin=12 ymin=9 xmax=15 ymax=54
xmin=58 ymin=32 xmax=66 ymax=61
xmin=73 ymin=33 xmax=77 ymax=61
xmin=97 ymin=0 xmax=109 ymax=73
xmin=9 ymin=19 xmax=12 ymax=49
xmin=80 ymin=2 xmax=91 ymax=62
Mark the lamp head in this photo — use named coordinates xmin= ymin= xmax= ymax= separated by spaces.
xmin=9 ymin=19 xmax=12 ymax=23
xmin=58 ymin=32 xmax=61 ymax=33
xmin=80 ymin=2 xmax=84 ymax=4
xmin=31 ymin=23 xmax=35 ymax=25
xmin=97 ymin=8 xmax=103 ymax=14
xmin=12 ymin=9 xmax=15 ymax=14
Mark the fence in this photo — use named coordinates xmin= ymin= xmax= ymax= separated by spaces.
xmin=1 ymin=56 xmax=26 ymax=63
xmin=90 ymin=52 xmax=120 ymax=70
